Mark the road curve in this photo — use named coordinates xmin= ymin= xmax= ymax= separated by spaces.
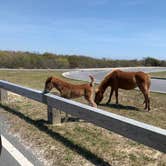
xmin=63 ymin=67 xmax=166 ymax=94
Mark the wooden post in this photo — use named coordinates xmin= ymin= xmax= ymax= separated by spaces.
xmin=47 ymin=105 xmax=61 ymax=125
xmin=0 ymin=88 xmax=8 ymax=104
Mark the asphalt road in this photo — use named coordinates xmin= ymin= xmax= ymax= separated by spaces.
xmin=63 ymin=67 xmax=166 ymax=93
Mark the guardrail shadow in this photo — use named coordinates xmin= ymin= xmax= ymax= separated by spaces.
xmin=0 ymin=104 xmax=111 ymax=166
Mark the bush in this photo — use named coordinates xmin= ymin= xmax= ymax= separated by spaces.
xmin=0 ymin=50 xmax=165 ymax=68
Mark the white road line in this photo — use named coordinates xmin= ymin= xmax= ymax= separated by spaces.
xmin=1 ymin=135 xmax=34 ymax=166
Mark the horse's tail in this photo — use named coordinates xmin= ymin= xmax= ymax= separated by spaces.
xmin=89 ymin=75 xmax=95 ymax=87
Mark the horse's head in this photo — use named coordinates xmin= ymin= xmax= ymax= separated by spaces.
xmin=43 ymin=76 xmax=54 ymax=93
xmin=95 ymin=88 xmax=103 ymax=104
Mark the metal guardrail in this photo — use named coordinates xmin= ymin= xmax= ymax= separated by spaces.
xmin=0 ymin=80 xmax=166 ymax=153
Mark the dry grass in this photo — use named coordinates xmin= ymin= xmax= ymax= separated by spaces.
xmin=0 ymin=70 xmax=166 ymax=166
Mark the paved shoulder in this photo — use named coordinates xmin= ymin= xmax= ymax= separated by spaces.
xmin=0 ymin=146 xmax=20 ymax=166
xmin=0 ymin=116 xmax=43 ymax=166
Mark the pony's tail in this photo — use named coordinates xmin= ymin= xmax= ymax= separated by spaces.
xmin=89 ymin=75 xmax=95 ymax=87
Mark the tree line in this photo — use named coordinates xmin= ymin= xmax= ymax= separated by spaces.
xmin=0 ymin=50 xmax=165 ymax=69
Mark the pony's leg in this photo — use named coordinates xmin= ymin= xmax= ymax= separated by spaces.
xmin=85 ymin=94 xmax=97 ymax=108
xmin=89 ymin=97 xmax=97 ymax=108
xmin=115 ymin=88 xmax=119 ymax=104
xmin=106 ymin=88 xmax=114 ymax=104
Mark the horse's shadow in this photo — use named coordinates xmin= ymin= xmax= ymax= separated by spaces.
xmin=100 ymin=103 xmax=141 ymax=111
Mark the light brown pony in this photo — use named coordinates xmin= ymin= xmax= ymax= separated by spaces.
xmin=95 ymin=69 xmax=151 ymax=111
xmin=43 ymin=75 xmax=97 ymax=108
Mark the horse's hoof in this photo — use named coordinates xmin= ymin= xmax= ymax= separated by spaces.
xmin=144 ymin=108 xmax=150 ymax=112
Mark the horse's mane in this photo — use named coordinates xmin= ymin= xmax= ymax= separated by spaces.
xmin=98 ymin=69 xmax=116 ymax=91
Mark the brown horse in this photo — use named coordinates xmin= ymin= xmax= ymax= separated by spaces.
xmin=95 ymin=69 xmax=151 ymax=111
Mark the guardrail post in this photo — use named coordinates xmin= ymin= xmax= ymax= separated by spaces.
xmin=0 ymin=88 xmax=8 ymax=104
xmin=47 ymin=106 xmax=61 ymax=125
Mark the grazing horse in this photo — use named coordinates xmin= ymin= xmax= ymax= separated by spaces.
xmin=95 ymin=69 xmax=151 ymax=111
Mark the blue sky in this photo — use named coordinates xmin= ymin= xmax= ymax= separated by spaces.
xmin=0 ymin=0 xmax=166 ymax=59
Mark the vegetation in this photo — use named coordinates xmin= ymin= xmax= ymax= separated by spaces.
xmin=0 ymin=70 xmax=165 ymax=165
xmin=0 ymin=50 xmax=165 ymax=68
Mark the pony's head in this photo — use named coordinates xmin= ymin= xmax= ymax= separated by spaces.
xmin=95 ymin=88 xmax=104 ymax=104
xmin=43 ymin=76 xmax=54 ymax=93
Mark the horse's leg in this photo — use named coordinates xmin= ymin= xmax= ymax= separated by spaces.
xmin=137 ymin=84 xmax=149 ymax=110
xmin=106 ymin=88 xmax=114 ymax=104
xmin=144 ymin=93 xmax=148 ymax=110
xmin=142 ymin=95 xmax=150 ymax=110
xmin=142 ymin=90 xmax=148 ymax=110
xmin=148 ymin=96 xmax=150 ymax=111
xmin=115 ymin=88 xmax=119 ymax=104
xmin=147 ymin=89 xmax=150 ymax=111
xmin=144 ymin=88 xmax=150 ymax=111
